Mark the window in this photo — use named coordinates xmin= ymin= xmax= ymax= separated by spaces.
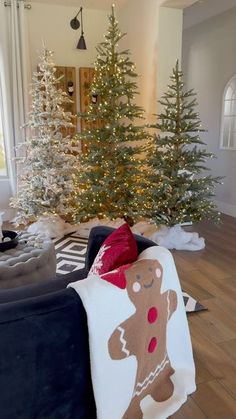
xmin=0 ymin=104 xmax=7 ymax=177
xmin=220 ymin=75 xmax=236 ymax=150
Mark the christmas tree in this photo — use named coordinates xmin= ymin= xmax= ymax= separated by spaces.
xmin=11 ymin=48 xmax=79 ymax=224
xmin=148 ymin=60 xmax=221 ymax=227
xmin=74 ymin=6 xmax=149 ymax=224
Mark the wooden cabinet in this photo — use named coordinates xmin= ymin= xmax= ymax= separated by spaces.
xmin=79 ymin=67 xmax=102 ymax=152
xmin=79 ymin=67 xmax=95 ymax=133
xmin=55 ymin=66 xmax=77 ymax=137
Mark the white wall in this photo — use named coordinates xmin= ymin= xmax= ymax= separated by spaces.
xmin=183 ymin=7 xmax=236 ymax=217
xmin=28 ymin=2 xmax=110 ymax=120
xmin=28 ymin=2 xmax=109 ymax=71
xmin=117 ymin=0 xmax=159 ymax=124
xmin=0 ymin=181 xmax=12 ymax=220
xmin=157 ymin=7 xmax=183 ymax=106
xmin=117 ymin=1 xmax=183 ymax=123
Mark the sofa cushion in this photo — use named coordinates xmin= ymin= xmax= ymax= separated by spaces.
xmin=88 ymin=223 xmax=138 ymax=275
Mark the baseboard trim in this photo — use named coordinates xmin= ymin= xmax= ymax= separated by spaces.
xmin=215 ymin=200 xmax=236 ymax=218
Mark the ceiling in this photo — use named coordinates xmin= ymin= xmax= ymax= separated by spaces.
xmin=29 ymin=0 xmax=200 ymax=9
xmin=183 ymin=0 xmax=236 ymax=29
xmin=29 ymin=0 xmax=127 ymax=10
xmin=161 ymin=0 xmax=198 ymax=8
xmin=29 ymin=0 xmax=236 ymax=23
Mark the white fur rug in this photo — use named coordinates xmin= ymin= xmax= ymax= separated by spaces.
xmin=150 ymin=225 xmax=205 ymax=251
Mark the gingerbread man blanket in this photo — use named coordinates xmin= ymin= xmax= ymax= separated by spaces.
xmin=69 ymin=246 xmax=196 ymax=419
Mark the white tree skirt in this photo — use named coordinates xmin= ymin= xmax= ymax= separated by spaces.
xmin=27 ymin=215 xmax=77 ymax=239
xmin=27 ymin=216 xmax=154 ymax=239
xmin=27 ymin=216 xmax=205 ymax=251
xmin=73 ymin=218 xmax=151 ymax=238
xmin=150 ymin=225 xmax=205 ymax=251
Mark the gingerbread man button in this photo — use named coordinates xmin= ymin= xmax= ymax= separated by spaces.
xmin=108 ymin=259 xmax=177 ymax=419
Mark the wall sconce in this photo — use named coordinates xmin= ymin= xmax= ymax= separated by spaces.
xmin=70 ymin=6 xmax=87 ymax=50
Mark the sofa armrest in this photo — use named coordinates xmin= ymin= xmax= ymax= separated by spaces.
xmin=0 ymin=268 xmax=88 ymax=304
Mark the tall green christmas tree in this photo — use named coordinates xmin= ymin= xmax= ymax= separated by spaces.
xmin=74 ymin=6 xmax=149 ymax=224
xmin=11 ymin=48 xmax=79 ymax=224
xmin=148 ymin=60 xmax=221 ymax=227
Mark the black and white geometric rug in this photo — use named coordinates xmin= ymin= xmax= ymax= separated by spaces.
xmin=54 ymin=233 xmax=206 ymax=314
xmin=54 ymin=234 xmax=88 ymax=275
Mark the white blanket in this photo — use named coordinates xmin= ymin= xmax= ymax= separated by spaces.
xmin=68 ymin=246 xmax=196 ymax=419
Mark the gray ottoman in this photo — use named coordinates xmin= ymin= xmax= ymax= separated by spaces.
xmin=0 ymin=232 xmax=56 ymax=289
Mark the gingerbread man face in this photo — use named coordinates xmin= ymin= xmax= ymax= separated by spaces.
xmin=124 ymin=259 xmax=163 ymax=306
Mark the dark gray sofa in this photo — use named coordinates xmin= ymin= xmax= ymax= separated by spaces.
xmin=0 ymin=226 xmax=156 ymax=419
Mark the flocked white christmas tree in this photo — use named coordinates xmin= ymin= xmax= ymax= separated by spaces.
xmin=11 ymin=48 xmax=79 ymax=225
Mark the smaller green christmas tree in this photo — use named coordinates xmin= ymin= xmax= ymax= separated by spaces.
xmin=11 ymin=48 xmax=79 ymax=224
xmin=148 ymin=60 xmax=221 ymax=227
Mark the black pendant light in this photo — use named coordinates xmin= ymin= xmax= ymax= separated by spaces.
xmin=70 ymin=7 xmax=87 ymax=50
xmin=77 ymin=34 xmax=86 ymax=50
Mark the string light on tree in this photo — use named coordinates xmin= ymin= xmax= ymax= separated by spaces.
xmin=74 ymin=5 xmax=150 ymax=224
xmin=147 ymin=60 xmax=222 ymax=227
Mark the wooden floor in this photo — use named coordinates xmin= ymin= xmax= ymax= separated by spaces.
xmin=170 ymin=214 xmax=236 ymax=419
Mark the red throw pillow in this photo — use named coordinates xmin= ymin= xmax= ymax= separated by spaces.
xmin=89 ymin=223 xmax=138 ymax=275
